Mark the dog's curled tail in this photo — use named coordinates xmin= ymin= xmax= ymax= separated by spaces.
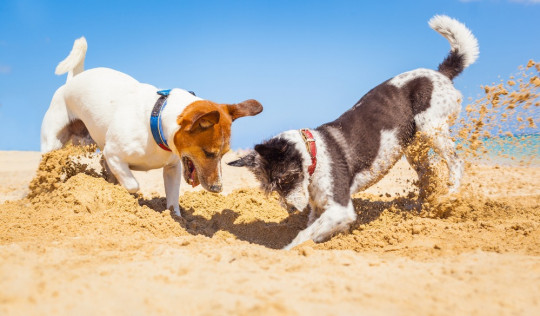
xmin=429 ymin=15 xmax=479 ymax=80
xmin=55 ymin=36 xmax=87 ymax=82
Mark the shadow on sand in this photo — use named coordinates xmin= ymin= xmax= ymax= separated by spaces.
xmin=138 ymin=195 xmax=422 ymax=249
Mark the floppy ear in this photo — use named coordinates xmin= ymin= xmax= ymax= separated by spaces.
xmin=254 ymin=142 xmax=288 ymax=160
xmin=227 ymin=152 xmax=257 ymax=167
xmin=180 ymin=110 xmax=220 ymax=132
xmin=227 ymin=99 xmax=263 ymax=121
xmin=254 ymin=144 xmax=273 ymax=158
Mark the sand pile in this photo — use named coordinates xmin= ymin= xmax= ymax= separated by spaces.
xmin=5 ymin=148 xmax=537 ymax=258
xmin=173 ymin=182 xmax=539 ymax=258
xmin=178 ymin=189 xmax=304 ymax=249
xmin=318 ymin=191 xmax=540 ymax=257
xmin=1 ymin=146 xmax=306 ymax=250
xmin=1 ymin=146 xmax=186 ymax=245
xmin=5 ymin=144 xmax=537 ymax=259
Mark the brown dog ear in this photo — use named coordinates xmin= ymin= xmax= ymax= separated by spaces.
xmin=179 ymin=110 xmax=221 ymax=132
xmin=227 ymin=99 xmax=263 ymax=121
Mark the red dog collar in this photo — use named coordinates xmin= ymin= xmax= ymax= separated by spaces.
xmin=300 ymin=128 xmax=317 ymax=176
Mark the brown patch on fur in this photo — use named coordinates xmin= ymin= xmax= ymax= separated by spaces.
xmin=174 ymin=100 xmax=232 ymax=190
xmin=227 ymin=99 xmax=263 ymax=121
xmin=173 ymin=99 xmax=263 ymax=191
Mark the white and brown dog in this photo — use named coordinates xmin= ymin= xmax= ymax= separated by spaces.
xmin=41 ymin=37 xmax=262 ymax=215
xmin=229 ymin=15 xmax=479 ymax=249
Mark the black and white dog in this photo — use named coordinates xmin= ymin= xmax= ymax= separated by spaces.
xmin=228 ymin=15 xmax=479 ymax=250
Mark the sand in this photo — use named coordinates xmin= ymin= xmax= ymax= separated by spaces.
xmin=1 ymin=61 xmax=539 ymax=315
xmin=1 ymin=147 xmax=539 ymax=315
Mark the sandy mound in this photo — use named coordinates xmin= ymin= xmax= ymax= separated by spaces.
xmin=1 ymin=146 xmax=539 ymax=315
xmin=4 ymin=144 xmax=537 ymax=259
xmin=2 ymin=148 xmax=186 ymax=246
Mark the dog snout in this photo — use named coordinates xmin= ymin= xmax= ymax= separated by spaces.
xmin=279 ymin=199 xmax=297 ymax=213
xmin=284 ymin=203 xmax=298 ymax=213
xmin=208 ymin=184 xmax=223 ymax=193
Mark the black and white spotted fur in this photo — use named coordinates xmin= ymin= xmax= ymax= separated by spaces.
xmin=228 ymin=15 xmax=479 ymax=250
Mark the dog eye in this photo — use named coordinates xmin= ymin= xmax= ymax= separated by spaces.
xmin=203 ymin=149 xmax=218 ymax=159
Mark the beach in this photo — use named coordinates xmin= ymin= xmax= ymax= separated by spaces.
xmin=1 ymin=148 xmax=539 ymax=315
xmin=1 ymin=2 xmax=539 ymax=314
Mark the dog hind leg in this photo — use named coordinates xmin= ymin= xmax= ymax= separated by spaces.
xmin=405 ymin=133 xmax=439 ymax=199
xmin=283 ymin=201 xmax=356 ymax=250
xmin=411 ymin=125 xmax=463 ymax=195
xmin=430 ymin=128 xmax=463 ymax=194
xmin=41 ymin=89 xmax=73 ymax=153
xmin=68 ymin=119 xmax=95 ymax=147
xmin=414 ymin=90 xmax=463 ymax=195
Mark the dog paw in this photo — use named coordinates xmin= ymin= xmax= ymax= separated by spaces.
xmin=168 ymin=205 xmax=182 ymax=217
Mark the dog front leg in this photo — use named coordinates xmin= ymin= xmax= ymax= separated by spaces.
xmin=307 ymin=205 xmax=322 ymax=226
xmin=163 ymin=162 xmax=182 ymax=216
xmin=283 ymin=202 xmax=356 ymax=250
xmin=103 ymin=152 xmax=140 ymax=193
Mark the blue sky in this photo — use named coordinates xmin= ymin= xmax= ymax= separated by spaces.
xmin=1 ymin=0 xmax=539 ymax=151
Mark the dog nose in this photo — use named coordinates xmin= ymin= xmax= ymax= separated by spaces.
xmin=209 ymin=184 xmax=222 ymax=193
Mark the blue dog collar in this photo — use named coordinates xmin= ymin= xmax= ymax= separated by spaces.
xmin=150 ymin=89 xmax=197 ymax=152
xmin=150 ymin=89 xmax=172 ymax=151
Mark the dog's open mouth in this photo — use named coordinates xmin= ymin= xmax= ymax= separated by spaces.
xmin=182 ymin=157 xmax=200 ymax=187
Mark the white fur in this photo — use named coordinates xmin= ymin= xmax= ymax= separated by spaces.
xmin=41 ymin=38 xmax=204 ymax=216
xmin=307 ymin=130 xmax=339 ymax=211
xmin=389 ymin=68 xmax=443 ymax=88
xmin=279 ymin=130 xmax=337 ymax=215
xmin=280 ymin=130 xmax=360 ymax=249
xmin=284 ymin=201 xmax=356 ymax=250
xmin=390 ymin=68 xmax=464 ymax=192
xmin=55 ymin=37 xmax=87 ymax=82
xmin=429 ymin=15 xmax=479 ymax=68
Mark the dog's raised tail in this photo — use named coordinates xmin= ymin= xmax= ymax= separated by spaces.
xmin=55 ymin=36 xmax=87 ymax=82
xmin=429 ymin=15 xmax=479 ymax=80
